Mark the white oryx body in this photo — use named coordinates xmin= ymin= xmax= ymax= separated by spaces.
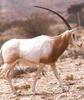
xmin=1 ymin=35 xmax=54 ymax=64
xmin=19 ymin=35 xmax=53 ymax=63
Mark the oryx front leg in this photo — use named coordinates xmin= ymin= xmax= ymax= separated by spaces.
xmin=32 ymin=64 xmax=44 ymax=94
xmin=51 ymin=64 xmax=66 ymax=92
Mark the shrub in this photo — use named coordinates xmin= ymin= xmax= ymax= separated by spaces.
xmin=17 ymin=13 xmax=57 ymax=37
xmin=0 ymin=21 xmax=11 ymax=32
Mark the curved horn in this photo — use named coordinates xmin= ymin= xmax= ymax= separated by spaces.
xmin=34 ymin=6 xmax=72 ymax=30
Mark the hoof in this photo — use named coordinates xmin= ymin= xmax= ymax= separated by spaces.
xmin=13 ymin=91 xmax=21 ymax=97
xmin=16 ymin=92 xmax=21 ymax=96
xmin=62 ymin=88 xmax=69 ymax=93
xmin=32 ymin=92 xmax=36 ymax=95
xmin=62 ymin=88 xmax=66 ymax=92
xmin=32 ymin=91 xmax=36 ymax=96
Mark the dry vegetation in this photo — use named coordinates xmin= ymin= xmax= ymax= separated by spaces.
xmin=0 ymin=13 xmax=57 ymax=41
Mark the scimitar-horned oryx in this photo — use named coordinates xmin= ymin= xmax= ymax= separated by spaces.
xmin=0 ymin=6 xmax=82 ymax=95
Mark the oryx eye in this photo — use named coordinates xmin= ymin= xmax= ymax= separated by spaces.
xmin=72 ymin=34 xmax=75 ymax=39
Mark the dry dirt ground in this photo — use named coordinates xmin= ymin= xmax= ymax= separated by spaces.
xmin=0 ymin=31 xmax=84 ymax=100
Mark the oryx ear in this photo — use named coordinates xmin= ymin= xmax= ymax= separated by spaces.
xmin=69 ymin=28 xmax=78 ymax=33
xmin=70 ymin=27 xmax=82 ymax=33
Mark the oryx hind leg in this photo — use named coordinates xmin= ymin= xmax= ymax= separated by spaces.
xmin=1 ymin=62 xmax=18 ymax=95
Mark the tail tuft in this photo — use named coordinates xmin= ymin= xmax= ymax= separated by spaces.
xmin=0 ymin=49 xmax=4 ymax=78
xmin=0 ymin=66 xmax=4 ymax=78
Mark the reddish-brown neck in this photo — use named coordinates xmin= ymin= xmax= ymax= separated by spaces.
xmin=53 ymin=33 xmax=71 ymax=59
xmin=40 ymin=33 xmax=71 ymax=64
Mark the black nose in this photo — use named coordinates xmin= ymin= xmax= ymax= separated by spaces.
xmin=81 ymin=43 xmax=82 ymax=47
xmin=79 ymin=43 xmax=82 ymax=47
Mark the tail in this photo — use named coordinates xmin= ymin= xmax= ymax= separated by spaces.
xmin=0 ymin=49 xmax=3 ymax=64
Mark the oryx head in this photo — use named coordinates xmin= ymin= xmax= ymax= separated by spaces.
xmin=68 ymin=28 xmax=82 ymax=47
xmin=34 ymin=6 xmax=82 ymax=47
